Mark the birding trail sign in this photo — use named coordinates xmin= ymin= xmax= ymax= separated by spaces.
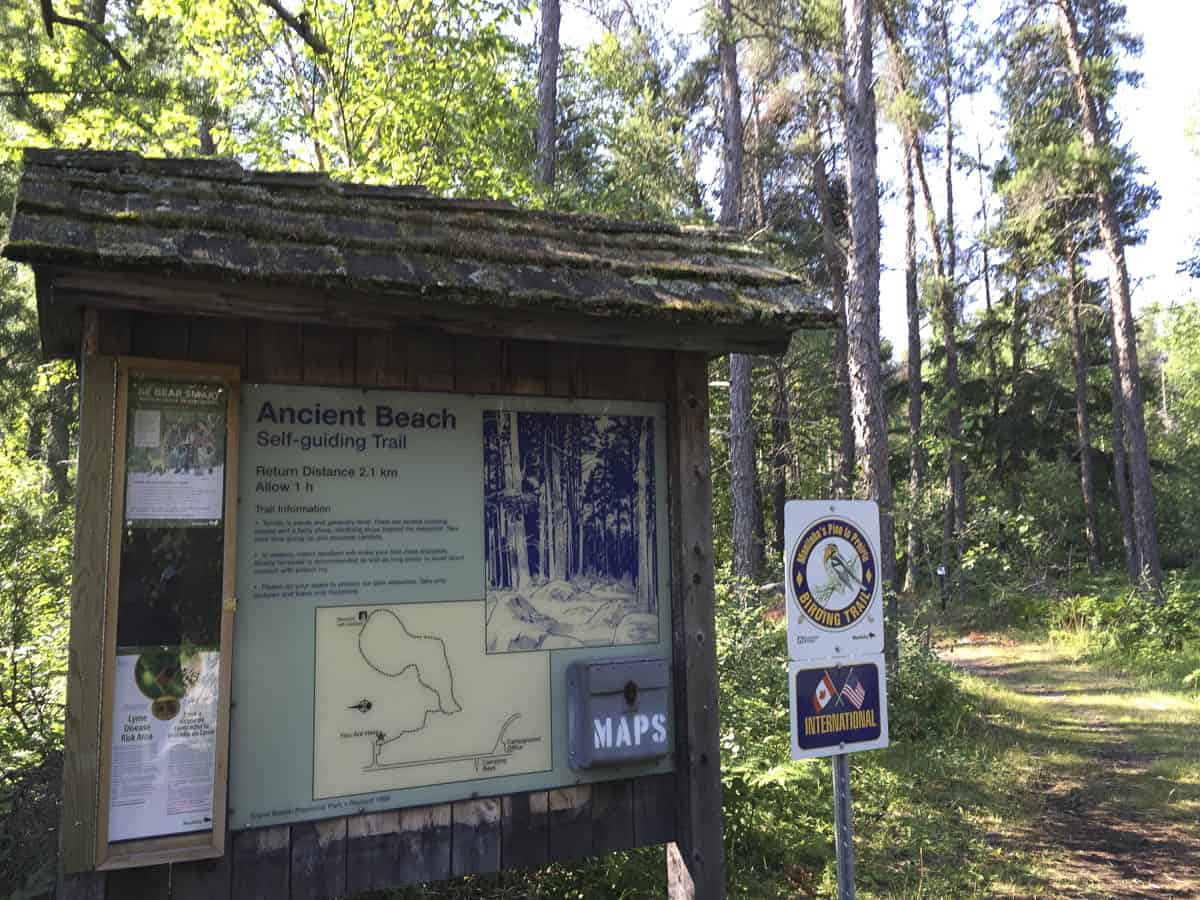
xmin=788 ymin=654 xmax=889 ymax=759
xmin=785 ymin=500 xmax=884 ymax=661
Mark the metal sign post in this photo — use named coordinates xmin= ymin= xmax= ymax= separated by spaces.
xmin=831 ymin=753 xmax=855 ymax=900
xmin=783 ymin=500 xmax=889 ymax=900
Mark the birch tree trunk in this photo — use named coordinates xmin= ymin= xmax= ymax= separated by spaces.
xmin=1068 ymin=252 xmax=1101 ymax=574
xmin=1057 ymin=0 xmax=1161 ymax=596
xmin=536 ymin=0 xmax=561 ymax=188
xmin=841 ymin=0 xmax=898 ymax=628
xmin=902 ymin=140 xmax=924 ymax=592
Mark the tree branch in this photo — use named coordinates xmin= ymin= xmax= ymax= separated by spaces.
xmin=38 ymin=2 xmax=132 ymax=71
xmin=262 ymin=0 xmax=329 ymax=54
xmin=0 ymin=85 xmax=118 ymax=98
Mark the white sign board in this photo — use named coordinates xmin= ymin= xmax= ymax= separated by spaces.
xmin=784 ymin=499 xmax=884 ymax=661
xmin=788 ymin=653 xmax=889 ymax=760
xmin=107 ymin=649 xmax=220 ymax=841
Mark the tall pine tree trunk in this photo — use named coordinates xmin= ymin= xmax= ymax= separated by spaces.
xmin=1068 ymin=251 xmax=1101 ymax=573
xmin=1006 ymin=282 xmax=1028 ymax=509
xmin=938 ymin=2 xmax=966 ymax=604
xmin=729 ymin=354 xmax=759 ymax=577
xmin=903 ymin=140 xmax=924 ymax=592
xmin=536 ymin=0 xmax=561 ymax=188
xmin=1109 ymin=317 xmax=1139 ymax=581
xmin=771 ymin=360 xmax=791 ymax=559
xmin=909 ymin=101 xmax=964 ymax=602
xmin=842 ymin=0 xmax=898 ymax=651
xmin=45 ymin=377 xmax=72 ymax=507
xmin=814 ymin=148 xmax=856 ymax=497
xmin=1057 ymin=0 xmax=1161 ymax=596
xmin=880 ymin=2 xmax=926 ymax=593
xmin=976 ymin=139 xmax=1001 ymax=428
xmin=719 ymin=0 xmax=758 ymax=579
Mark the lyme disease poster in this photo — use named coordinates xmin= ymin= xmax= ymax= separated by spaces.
xmin=107 ymin=648 xmax=220 ymax=842
xmin=228 ymin=384 xmax=673 ymax=830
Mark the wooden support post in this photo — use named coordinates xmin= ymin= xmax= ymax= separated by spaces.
xmin=60 ymin=345 xmax=117 ymax=876
xmin=666 ymin=352 xmax=725 ymax=899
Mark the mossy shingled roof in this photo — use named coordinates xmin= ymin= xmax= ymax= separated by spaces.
xmin=3 ymin=149 xmax=830 ymax=356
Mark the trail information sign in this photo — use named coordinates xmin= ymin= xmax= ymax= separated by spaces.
xmin=784 ymin=500 xmax=884 ymax=662
xmin=228 ymin=384 xmax=674 ymax=829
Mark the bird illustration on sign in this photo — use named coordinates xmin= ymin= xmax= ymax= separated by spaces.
xmin=812 ymin=542 xmax=863 ymax=607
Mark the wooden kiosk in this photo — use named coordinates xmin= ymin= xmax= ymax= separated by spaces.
xmin=3 ymin=149 xmax=825 ymax=900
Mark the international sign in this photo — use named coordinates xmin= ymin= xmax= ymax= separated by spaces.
xmin=785 ymin=500 xmax=884 ymax=661
xmin=788 ymin=654 xmax=889 ymax=759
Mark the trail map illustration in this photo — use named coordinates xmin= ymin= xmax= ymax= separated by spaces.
xmin=313 ymin=602 xmax=550 ymax=800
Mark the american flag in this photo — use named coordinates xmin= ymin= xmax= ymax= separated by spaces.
xmin=841 ymin=674 xmax=866 ymax=710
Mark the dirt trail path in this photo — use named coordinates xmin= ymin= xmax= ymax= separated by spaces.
xmin=942 ymin=636 xmax=1200 ymax=899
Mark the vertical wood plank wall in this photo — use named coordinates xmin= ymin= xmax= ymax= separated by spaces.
xmin=60 ymin=311 xmax=715 ymax=900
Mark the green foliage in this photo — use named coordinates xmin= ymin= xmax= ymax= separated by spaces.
xmin=0 ymin=431 xmax=72 ymax=763
xmin=554 ymin=32 xmax=703 ymax=219
xmin=2 ymin=0 xmax=537 ymax=198
xmin=0 ymin=422 xmax=74 ymax=898
xmin=886 ymin=621 xmax=972 ymax=742
xmin=714 ymin=577 xmax=830 ymax=888
xmin=1051 ymin=573 xmax=1200 ymax=671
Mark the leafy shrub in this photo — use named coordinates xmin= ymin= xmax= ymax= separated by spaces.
xmin=886 ymin=621 xmax=973 ymax=744
xmin=1050 ymin=573 xmax=1200 ymax=691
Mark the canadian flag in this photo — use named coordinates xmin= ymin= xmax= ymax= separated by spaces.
xmin=812 ymin=673 xmax=836 ymax=713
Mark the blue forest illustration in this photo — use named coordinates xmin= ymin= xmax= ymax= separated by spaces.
xmin=483 ymin=411 xmax=659 ymax=652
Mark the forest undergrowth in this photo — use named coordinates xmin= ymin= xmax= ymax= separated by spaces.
xmin=5 ymin=543 xmax=1200 ymax=899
